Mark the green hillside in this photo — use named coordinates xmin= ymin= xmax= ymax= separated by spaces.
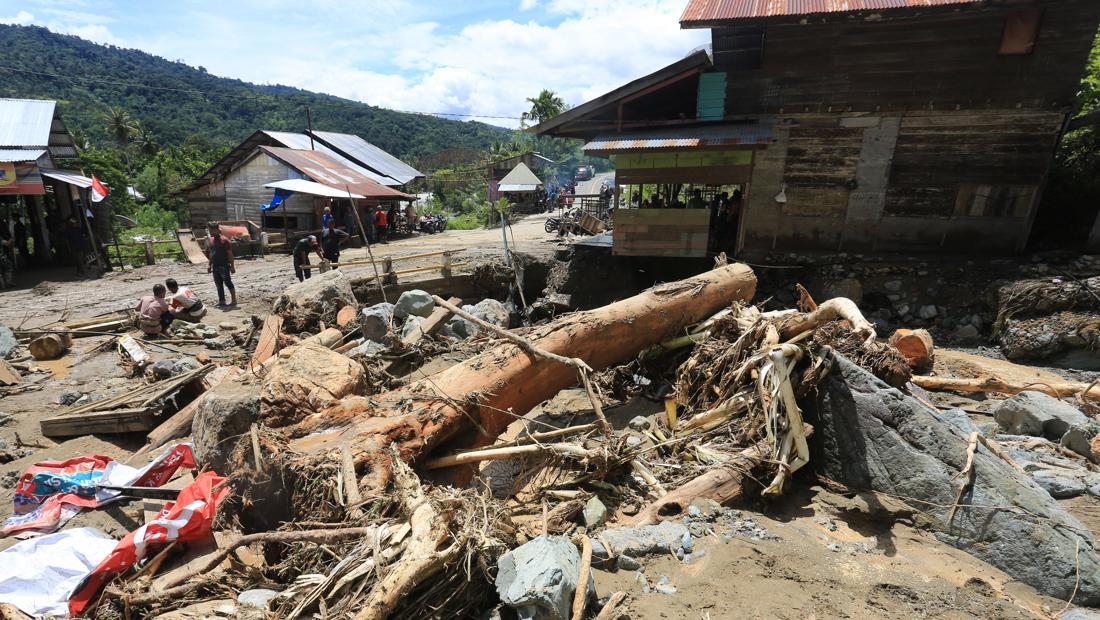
xmin=0 ymin=24 xmax=507 ymax=158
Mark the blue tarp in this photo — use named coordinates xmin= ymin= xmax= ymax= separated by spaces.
xmin=262 ymin=189 xmax=293 ymax=211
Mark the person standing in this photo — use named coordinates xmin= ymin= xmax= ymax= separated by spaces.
xmin=135 ymin=283 xmax=173 ymax=337
xmin=320 ymin=220 xmax=350 ymax=267
xmin=63 ymin=217 xmax=89 ymax=276
xmin=373 ymin=206 xmax=388 ymax=244
xmin=293 ymin=234 xmax=323 ymax=282
xmin=12 ymin=215 xmax=28 ymax=267
xmin=322 ymin=205 xmax=334 ymax=230
xmin=205 ymin=221 xmax=237 ymax=307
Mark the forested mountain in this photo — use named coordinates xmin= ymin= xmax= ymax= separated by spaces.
xmin=0 ymin=24 xmax=507 ymax=158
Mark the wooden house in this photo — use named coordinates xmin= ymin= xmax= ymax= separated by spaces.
xmin=534 ymin=0 xmax=1100 ymax=255
xmin=182 ymin=130 xmax=420 ymax=231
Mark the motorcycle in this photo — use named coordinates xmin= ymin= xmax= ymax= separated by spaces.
xmin=417 ymin=214 xmax=448 ymax=234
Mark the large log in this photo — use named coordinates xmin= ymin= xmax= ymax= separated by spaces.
xmin=287 ymin=263 xmax=757 ymax=486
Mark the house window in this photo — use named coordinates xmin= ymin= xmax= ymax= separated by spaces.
xmin=955 ymin=184 xmax=1036 ymax=217
xmin=999 ymin=7 xmax=1043 ymax=55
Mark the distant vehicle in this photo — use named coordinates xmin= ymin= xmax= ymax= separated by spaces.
xmin=417 ymin=214 xmax=448 ymax=234
xmin=574 ymin=165 xmax=595 ymax=182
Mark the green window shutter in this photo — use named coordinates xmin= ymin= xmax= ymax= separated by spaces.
xmin=696 ymin=72 xmax=727 ymax=121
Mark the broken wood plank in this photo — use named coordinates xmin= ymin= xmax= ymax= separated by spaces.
xmin=41 ymin=407 xmax=158 ymax=437
xmin=133 ymin=367 xmax=240 ymax=458
xmin=911 ymin=374 xmax=1100 ymax=402
xmin=118 ymin=334 xmax=151 ymax=368
xmin=401 ymin=296 xmax=460 ymax=345
xmin=0 ymin=360 xmax=21 ymax=386
xmin=251 ymin=315 xmax=283 ymax=366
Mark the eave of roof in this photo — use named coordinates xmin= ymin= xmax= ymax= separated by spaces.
xmin=679 ymin=0 xmax=984 ymax=27
xmin=529 ymin=49 xmax=713 ymax=137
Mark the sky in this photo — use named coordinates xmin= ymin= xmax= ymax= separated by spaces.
xmin=0 ymin=0 xmax=709 ymax=128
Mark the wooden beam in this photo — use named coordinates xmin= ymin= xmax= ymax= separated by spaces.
xmin=401 ymin=296 xmax=461 ymax=346
xmin=0 ymin=360 xmax=21 ymax=386
xmin=251 ymin=315 xmax=283 ymax=366
xmin=41 ymin=407 xmax=157 ymax=437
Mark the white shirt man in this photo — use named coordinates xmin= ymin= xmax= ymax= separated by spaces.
xmin=165 ymin=278 xmax=207 ymax=321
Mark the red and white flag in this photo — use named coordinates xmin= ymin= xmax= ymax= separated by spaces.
xmin=89 ymin=175 xmax=109 ymax=203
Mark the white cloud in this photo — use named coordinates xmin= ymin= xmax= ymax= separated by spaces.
xmin=519 ymin=0 xmax=538 ymax=10
xmin=0 ymin=10 xmax=35 ymax=25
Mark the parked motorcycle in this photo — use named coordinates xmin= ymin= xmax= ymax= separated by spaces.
xmin=417 ymin=214 xmax=448 ymax=234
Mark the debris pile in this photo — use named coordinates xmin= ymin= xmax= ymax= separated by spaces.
xmin=2 ymin=259 xmax=1100 ymax=618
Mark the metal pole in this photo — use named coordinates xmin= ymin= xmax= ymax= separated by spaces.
xmin=306 ymin=107 xmax=315 ymax=150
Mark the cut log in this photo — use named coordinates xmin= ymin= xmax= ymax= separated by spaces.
xmin=29 ymin=333 xmax=72 ymax=360
xmin=251 ymin=315 xmax=283 ymax=366
xmin=778 ymin=297 xmax=874 ymax=345
xmin=41 ymin=407 xmax=157 ymax=437
xmin=911 ymin=375 xmax=1100 ymax=402
xmin=285 ymin=264 xmax=756 ymax=487
xmin=335 ymin=305 xmax=358 ymax=327
xmin=400 ymin=296 xmax=460 ymax=345
xmin=888 ymin=328 xmax=934 ymax=373
xmin=300 ymin=327 xmax=343 ymax=349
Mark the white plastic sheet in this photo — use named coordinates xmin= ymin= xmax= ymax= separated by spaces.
xmin=0 ymin=527 xmax=117 ymax=616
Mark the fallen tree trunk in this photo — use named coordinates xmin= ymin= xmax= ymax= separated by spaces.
xmin=911 ymin=374 xmax=1100 ymax=402
xmin=285 ymin=263 xmax=757 ymax=488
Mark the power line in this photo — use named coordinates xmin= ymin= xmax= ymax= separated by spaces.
xmin=0 ymin=63 xmax=527 ymax=121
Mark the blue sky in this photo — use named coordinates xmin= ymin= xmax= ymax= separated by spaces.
xmin=0 ymin=0 xmax=709 ymax=127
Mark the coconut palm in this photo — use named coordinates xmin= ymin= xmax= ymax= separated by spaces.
xmin=102 ymin=107 xmax=136 ymax=150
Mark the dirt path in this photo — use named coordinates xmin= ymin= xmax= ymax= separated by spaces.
xmin=0 ymin=213 xmax=558 ymax=330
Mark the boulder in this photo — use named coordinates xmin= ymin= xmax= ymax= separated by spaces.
xmin=359 ymin=303 xmax=394 ymax=343
xmin=393 ymin=290 xmax=434 ymax=320
xmin=496 ymin=536 xmax=594 ymax=620
xmin=590 ymin=521 xmax=691 ymax=560
xmin=261 ymin=342 xmax=364 ymax=428
xmin=400 ymin=317 xmax=424 ymax=341
xmin=583 ymin=496 xmax=608 ymax=528
xmin=1032 ymin=470 xmax=1087 ymax=498
xmin=1061 ymin=424 xmax=1100 ymax=463
xmin=470 ymin=298 xmax=509 ymax=327
xmin=0 ymin=325 xmax=16 ymax=359
xmin=272 ymin=271 xmax=356 ymax=333
xmin=58 ymin=389 xmax=83 ymax=406
xmin=995 ymin=391 xmax=1090 ymax=440
xmin=917 ymin=304 xmax=938 ymax=320
xmin=953 ymin=324 xmax=981 ymax=341
xmin=808 ymin=354 xmax=1100 ymax=605
xmin=939 ymin=408 xmax=980 ymax=435
xmin=193 ymin=379 xmax=261 ymax=472
xmin=447 ymin=315 xmax=477 ymax=339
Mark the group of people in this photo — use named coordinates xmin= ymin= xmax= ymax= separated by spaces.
xmin=0 ymin=213 xmax=94 ymax=287
xmin=292 ymin=217 xmax=351 ymax=282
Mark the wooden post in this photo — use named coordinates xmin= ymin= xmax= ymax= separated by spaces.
xmin=144 ymin=240 xmax=155 ymax=265
xmin=77 ymin=189 xmax=107 ymax=273
xmin=281 ymin=198 xmax=289 ymax=250
xmin=441 ymin=251 xmax=452 ymax=279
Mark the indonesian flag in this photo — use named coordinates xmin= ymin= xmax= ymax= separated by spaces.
xmin=90 ymin=175 xmax=109 ymax=202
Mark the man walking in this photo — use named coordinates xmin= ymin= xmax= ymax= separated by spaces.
xmin=293 ymin=234 xmax=323 ymax=282
xmin=205 ymin=221 xmax=237 ymax=307
xmin=320 ymin=220 xmax=350 ymax=267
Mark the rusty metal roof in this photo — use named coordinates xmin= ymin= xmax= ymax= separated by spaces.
xmin=260 ymin=146 xmax=413 ymax=200
xmin=309 ymin=131 xmax=424 ymax=185
xmin=262 ymin=131 xmax=400 ymax=185
xmin=681 ymin=0 xmax=983 ymax=25
xmin=583 ymin=123 xmax=773 ymax=154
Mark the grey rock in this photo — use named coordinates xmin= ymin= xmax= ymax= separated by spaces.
xmin=628 ymin=416 xmax=651 ymax=432
xmin=237 ymin=588 xmax=279 ymax=610
xmin=1032 ymin=470 xmax=1087 ymax=498
xmin=808 ymin=354 xmax=1100 ymax=605
xmin=896 ymin=304 xmax=910 ymax=317
xmin=401 ymin=317 xmax=424 ymax=341
xmin=496 ymin=536 xmax=595 ymax=620
xmin=1061 ymin=424 xmax=1100 ymax=463
xmin=273 ymin=270 xmax=356 ymax=333
xmin=591 ymin=521 xmax=691 ymax=560
xmin=58 ymin=389 xmax=83 ymax=406
xmin=346 ymin=340 xmax=386 ymax=358
xmin=359 ymin=303 xmax=394 ymax=343
xmin=192 ymin=379 xmax=260 ymax=472
xmin=939 ymin=408 xmax=980 ymax=435
xmin=977 ymin=422 xmax=999 ymax=437
xmin=615 ymin=555 xmax=641 ymax=571
xmin=884 ymin=280 xmax=902 ymax=292
xmin=954 ymin=324 xmax=980 ymax=341
xmin=822 ymin=278 xmax=863 ymax=305
xmin=0 ymin=325 xmax=16 ymax=359
xmin=1061 ymin=608 xmax=1100 ymax=620
xmin=394 ymin=290 xmax=434 ymax=320
xmin=203 ymin=335 xmax=235 ymax=350
xmin=583 ymin=496 xmax=607 ymax=528
xmin=447 ymin=315 xmax=477 ymax=339
xmin=655 ymin=584 xmax=678 ymax=595
xmin=995 ymin=392 xmax=1090 ymax=440
xmin=917 ymin=304 xmax=938 ymax=320
xmin=470 ymin=298 xmax=509 ymax=327
xmin=826 ymin=543 xmax=842 ymax=552
xmin=149 ymin=357 xmax=202 ymax=380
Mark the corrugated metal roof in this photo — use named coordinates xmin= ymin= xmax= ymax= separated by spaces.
xmin=681 ymin=0 xmax=983 ymax=24
xmin=497 ymin=162 xmax=543 ymax=188
xmin=309 ymin=131 xmax=424 ymax=185
xmin=583 ymin=123 xmax=773 ymax=153
xmin=40 ymin=168 xmax=93 ymax=188
xmin=262 ymin=131 xmax=400 ymax=186
xmin=260 ymin=146 xmax=414 ymax=200
xmin=263 ymin=178 xmax=365 ymax=199
xmin=0 ymin=99 xmax=56 ymax=147
xmin=0 ymin=149 xmax=46 ymax=162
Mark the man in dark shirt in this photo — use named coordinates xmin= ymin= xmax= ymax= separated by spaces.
xmin=205 ymin=221 xmax=237 ymax=306
xmin=320 ymin=220 xmax=350 ymax=267
xmin=12 ymin=215 xmax=28 ymax=267
xmin=63 ymin=217 xmax=89 ymax=276
xmin=293 ymin=234 xmax=323 ymax=282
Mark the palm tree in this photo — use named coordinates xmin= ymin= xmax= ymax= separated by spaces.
xmin=102 ymin=107 xmax=136 ymax=150
xmin=133 ymin=123 xmax=159 ymax=157
xmin=521 ymin=89 xmax=565 ymax=128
